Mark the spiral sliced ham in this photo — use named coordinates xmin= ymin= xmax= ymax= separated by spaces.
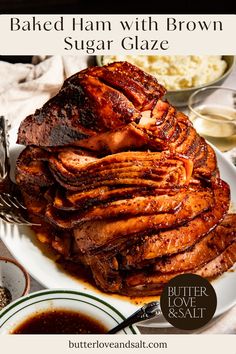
xmin=15 ymin=61 xmax=235 ymax=296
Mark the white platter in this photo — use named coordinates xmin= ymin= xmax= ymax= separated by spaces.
xmin=1 ymin=126 xmax=236 ymax=328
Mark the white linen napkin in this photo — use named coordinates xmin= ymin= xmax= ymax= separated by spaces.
xmin=0 ymin=55 xmax=92 ymax=129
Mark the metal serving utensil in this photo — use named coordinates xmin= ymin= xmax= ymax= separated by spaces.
xmin=0 ymin=116 xmax=37 ymax=225
xmin=108 ymin=301 xmax=161 ymax=334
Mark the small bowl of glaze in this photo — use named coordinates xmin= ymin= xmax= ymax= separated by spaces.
xmin=0 ymin=289 xmax=139 ymax=334
xmin=0 ymin=257 xmax=30 ymax=310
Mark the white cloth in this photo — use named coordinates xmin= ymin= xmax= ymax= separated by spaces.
xmin=0 ymin=55 xmax=91 ymax=129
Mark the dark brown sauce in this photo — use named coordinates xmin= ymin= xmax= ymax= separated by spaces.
xmin=58 ymin=258 xmax=160 ymax=306
xmin=57 ymin=258 xmax=95 ymax=286
xmin=11 ymin=309 xmax=107 ymax=334
xmin=33 ymin=233 xmax=160 ymax=306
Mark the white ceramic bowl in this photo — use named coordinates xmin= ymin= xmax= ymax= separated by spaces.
xmin=0 ymin=289 xmax=139 ymax=334
xmin=0 ymin=257 xmax=30 ymax=304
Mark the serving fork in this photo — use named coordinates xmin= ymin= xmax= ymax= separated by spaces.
xmin=108 ymin=301 xmax=161 ymax=334
xmin=0 ymin=116 xmax=36 ymax=225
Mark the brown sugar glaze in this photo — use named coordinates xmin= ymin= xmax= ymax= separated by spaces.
xmin=32 ymin=231 xmax=159 ymax=306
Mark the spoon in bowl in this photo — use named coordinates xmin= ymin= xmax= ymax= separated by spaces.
xmin=108 ymin=301 xmax=161 ymax=334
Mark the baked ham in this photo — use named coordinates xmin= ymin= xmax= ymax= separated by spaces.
xmin=17 ymin=62 xmax=166 ymax=146
xmin=15 ymin=61 xmax=236 ymax=296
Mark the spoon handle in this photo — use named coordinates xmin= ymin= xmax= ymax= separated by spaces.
xmin=108 ymin=301 xmax=161 ymax=334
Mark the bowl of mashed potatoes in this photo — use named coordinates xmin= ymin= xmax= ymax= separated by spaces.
xmin=98 ymin=55 xmax=235 ymax=106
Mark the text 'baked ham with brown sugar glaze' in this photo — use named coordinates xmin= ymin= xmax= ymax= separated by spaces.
xmin=15 ymin=61 xmax=235 ymax=296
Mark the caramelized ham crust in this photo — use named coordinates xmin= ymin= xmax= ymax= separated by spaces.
xmin=17 ymin=62 xmax=166 ymax=146
xmin=153 ymin=214 xmax=236 ymax=273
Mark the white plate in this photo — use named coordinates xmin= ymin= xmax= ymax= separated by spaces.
xmin=1 ymin=126 xmax=236 ymax=328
